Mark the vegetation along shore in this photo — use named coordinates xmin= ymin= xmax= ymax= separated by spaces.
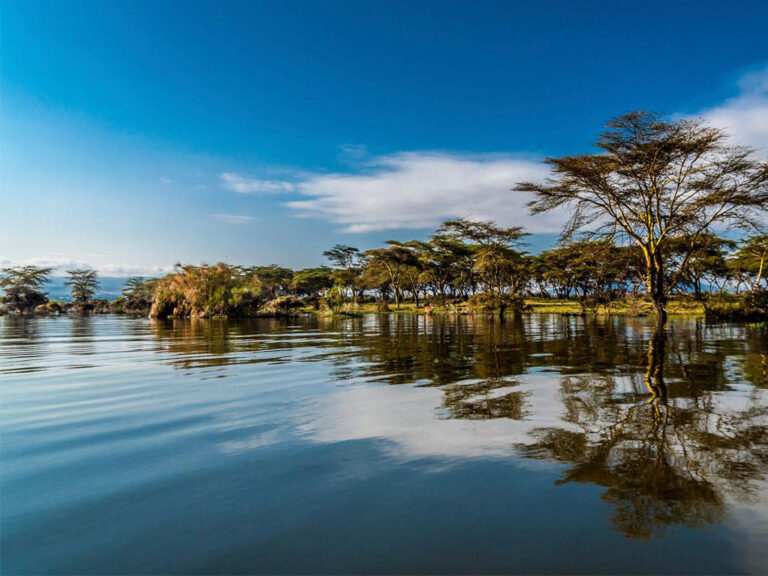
xmin=3 ymin=112 xmax=767 ymax=322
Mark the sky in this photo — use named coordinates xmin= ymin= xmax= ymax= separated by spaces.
xmin=1 ymin=0 xmax=767 ymax=276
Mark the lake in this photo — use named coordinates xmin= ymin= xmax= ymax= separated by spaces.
xmin=1 ymin=314 xmax=767 ymax=574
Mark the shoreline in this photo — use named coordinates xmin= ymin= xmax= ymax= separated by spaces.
xmin=4 ymin=297 xmax=768 ymax=322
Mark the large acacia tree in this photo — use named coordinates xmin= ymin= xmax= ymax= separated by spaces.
xmin=516 ymin=111 xmax=768 ymax=323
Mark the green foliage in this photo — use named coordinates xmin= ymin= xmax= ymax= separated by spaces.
xmin=323 ymin=245 xmax=361 ymax=269
xmin=149 ymin=263 xmax=263 ymax=318
xmin=0 ymin=266 xmax=53 ymax=312
xmin=705 ymin=290 xmax=768 ymax=321
xmin=1 ymin=266 xmax=53 ymax=291
xmin=291 ymin=267 xmax=334 ymax=306
xmin=120 ymin=276 xmax=156 ymax=315
xmin=364 ymin=245 xmax=421 ymax=308
xmin=65 ymin=269 xmax=100 ymax=305
xmin=247 ymin=265 xmax=294 ymax=300
xmin=729 ymin=235 xmax=768 ymax=290
xmin=438 ymin=218 xmax=529 ymax=313
xmin=517 ymin=111 xmax=768 ymax=320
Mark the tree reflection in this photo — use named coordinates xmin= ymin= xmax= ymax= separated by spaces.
xmin=441 ymin=378 xmax=530 ymax=420
xmin=142 ymin=313 xmax=767 ymax=539
xmin=514 ymin=326 xmax=767 ymax=539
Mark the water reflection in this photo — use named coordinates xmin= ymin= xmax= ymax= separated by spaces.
xmin=2 ymin=313 xmax=767 ymax=551
xmin=516 ymin=326 xmax=767 ymax=539
xmin=299 ymin=315 xmax=766 ymax=540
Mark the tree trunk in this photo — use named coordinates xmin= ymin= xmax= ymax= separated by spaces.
xmin=646 ymin=249 xmax=668 ymax=327
xmin=645 ymin=327 xmax=667 ymax=402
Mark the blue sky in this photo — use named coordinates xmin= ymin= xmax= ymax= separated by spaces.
xmin=2 ymin=0 xmax=767 ymax=275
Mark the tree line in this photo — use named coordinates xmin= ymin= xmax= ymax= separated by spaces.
xmin=2 ymin=112 xmax=766 ymax=321
xmin=2 ymin=225 xmax=765 ymax=319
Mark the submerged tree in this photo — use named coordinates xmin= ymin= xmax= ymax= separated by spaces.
xmin=0 ymin=266 xmax=53 ymax=312
xmin=517 ymin=111 xmax=768 ymax=324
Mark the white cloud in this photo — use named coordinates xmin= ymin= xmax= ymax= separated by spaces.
xmin=699 ymin=66 xmax=768 ymax=153
xmin=211 ymin=213 xmax=255 ymax=224
xmin=0 ymin=256 xmax=91 ymax=271
xmin=215 ymin=68 xmax=767 ymax=236
xmin=95 ymin=264 xmax=176 ymax=277
xmin=286 ymin=152 xmax=561 ymax=233
xmin=300 ymin=373 xmax=573 ymax=464
xmin=220 ymin=172 xmax=295 ymax=194
xmin=0 ymin=256 xmax=174 ymax=277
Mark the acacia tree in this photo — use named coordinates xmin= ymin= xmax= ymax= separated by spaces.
xmin=247 ymin=265 xmax=294 ymax=300
xmin=65 ymin=269 xmax=100 ymax=306
xmin=730 ymin=234 xmax=768 ymax=290
xmin=121 ymin=276 xmax=156 ymax=314
xmin=364 ymin=245 xmax=420 ymax=308
xmin=565 ymin=240 xmax=633 ymax=310
xmin=419 ymin=236 xmax=469 ymax=303
xmin=438 ymin=218 xmax=529 ymax=315
xmin=1 ymin=266 xmax=53 ymax=312
xmin=323 ymin=244 xmax=363 ymax=305
xmin=387 ymin=241 xmax=428 ymax=308
xmin=291 ymin=267 xmax=334 ymax=303
xmin=667 ymin=234 xmax=734 ymax=299
xmin=516 ymin=111 xmax=768 ymax=324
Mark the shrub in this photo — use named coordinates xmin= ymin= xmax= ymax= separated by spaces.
xmin=149 ymin=264 xmax=264 ymax=318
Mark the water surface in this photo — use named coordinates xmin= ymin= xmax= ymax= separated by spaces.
xmin=1 ymin=314 xmax=767 ymax=574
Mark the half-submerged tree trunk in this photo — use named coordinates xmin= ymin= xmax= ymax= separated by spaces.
xmin=645 ymin=327 xmax=667 ymax=403
xmin=645 ymin=248 xmax=668 ymax=327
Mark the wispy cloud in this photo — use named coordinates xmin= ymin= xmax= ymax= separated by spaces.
xmin=286 ymin=153 xmax=559 ymax=233
xmin=218 ymin=68 xmax=767 ymax=236
xmin=337 ymin=143 xmax=368 ymax=163
xmin=220 ymin=172 xmax=295 ymax=194
xmin=211 ymin=213 xmax=255 ymax=224
xmin=0 ymin=257 xmax=175 ymax=277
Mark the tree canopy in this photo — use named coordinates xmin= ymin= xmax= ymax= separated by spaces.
xmin=516 ymin=111 xmax=768 ymax=322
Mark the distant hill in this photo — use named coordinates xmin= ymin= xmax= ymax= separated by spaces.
xmin=44 ymin=277 xmax=131 ymax=301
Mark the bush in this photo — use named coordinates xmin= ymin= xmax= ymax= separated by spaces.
xmin=258 ymin=295 xmax=304 ymax=316
xmin=1 ymin=287 xmax=48 ymax=313
xmin=149 ymin=264 xmax=264 ymax=318
xmin=467 ymin=293 xmax=525 ymax=315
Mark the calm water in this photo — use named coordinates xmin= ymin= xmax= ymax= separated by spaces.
xmin=1 ymin=314 xmax=767 ymax=574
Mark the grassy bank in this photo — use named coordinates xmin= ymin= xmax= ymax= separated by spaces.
xmin=301 ymin=296 xmax=709 ymax=317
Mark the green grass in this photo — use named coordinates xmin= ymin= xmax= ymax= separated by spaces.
xmin=301 ymin=296 xmax=708 ymax=317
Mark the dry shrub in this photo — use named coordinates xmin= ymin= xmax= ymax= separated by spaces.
xmin=149 ymin=263 xmax=263 ymax=318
